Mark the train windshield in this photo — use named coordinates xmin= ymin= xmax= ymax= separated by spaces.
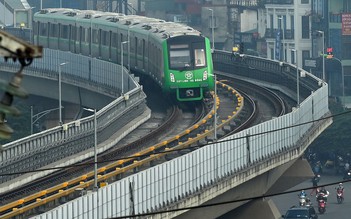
xmin=169 ymin=44 xmax=191 ymax=69
xmin=194 ymin=48 xmax=206 ymax=67
xmin=168 ymin=42 xmax=207 ymax=70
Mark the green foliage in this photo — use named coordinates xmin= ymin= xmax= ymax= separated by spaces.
xmin=0 ymin=100 xmax=31 ymax=145
xmin=310 ymin=99 xmax=351 ymax=154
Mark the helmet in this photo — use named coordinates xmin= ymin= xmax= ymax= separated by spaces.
xmin=339 ymin=183 xmax=343 ymax=185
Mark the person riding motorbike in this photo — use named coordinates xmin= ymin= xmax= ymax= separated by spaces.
xmin=298 ymin=190 xmax=309 ymax=206
xmin=317 ymin=186 xmax=329 ymax=202
xmin=336 ymin=183 xmax=344 ymax=192
xmin=335 ymin=183 xmax=345 ymax=203
xmin=299 ymin=190 xmax=307 ymax=197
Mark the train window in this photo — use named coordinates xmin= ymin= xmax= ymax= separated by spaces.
xmin=112 ymin=33 xmax=117 ymax=47
xmin=169 ymin=44 xmax=190 ymax=69
xmin=61 ymin=25 xmax=69 ymax=39
xmin=84 ymin=28 xmax=89 ymax=43
xmin=102 ymin=31 xmax=109 ymax=46
xmin=71 ymin=25 xmax=76 ymax=41
xmin=194 ymin=49 xmax=206 ymax=67
xmin=40 ymin=23 xmax=48 ymax=36
xmin=92 ymin=29 xmax=99 ymax=44
xmin=33 ymin=22 xmax=38 ymax=35
xmin=50 ymin=23 xmax=58 ymax=37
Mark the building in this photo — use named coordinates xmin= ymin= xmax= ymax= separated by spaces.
xmin=264 ymin=0 xmax=312 ymax=67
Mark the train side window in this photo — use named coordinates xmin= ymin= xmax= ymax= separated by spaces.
xmin=194 ymin=49 xmax=206 ymax=67
xmin=71 ymin=25 xmax=76 ymax=41
xmin=92 ymin=29 xmax=99 ymax=44
xmin=112 ymin=33 xmax=117 ymax=47
xmin=41 ymin=23 xmax=48 ymax=36
xmin=61 ymin=25 xmax=69 ymax=39
xmin=50 ymin=23 xmax=58 ymax=37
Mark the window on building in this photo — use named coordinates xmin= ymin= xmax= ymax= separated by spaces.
xmin=270 ymin=14 xmax=273 ymax=29
xmin=301 ymin=0 xmax=309 ymax=4
xmin=302 ymin=16 xmax=310 ymax=39
xmin=343 ymin=42 xmax=351 ymax=59
xmin=302 ymin=50 xmax=310 ymax=63
xmin=291 ymin=50 xmax=296 ymax=64
xmin=270 ymin=48 xmax=274 ymax=60
xmin=291 ymin=15 xmax=294 ymax=32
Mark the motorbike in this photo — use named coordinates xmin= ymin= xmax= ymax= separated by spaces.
xmin=336 ymin=189 xmax=344 ymax=204
xmin=316 ymin=193 xmax=328 ymax=214
xmin=317 ymin=199 xmax=326 ymax=214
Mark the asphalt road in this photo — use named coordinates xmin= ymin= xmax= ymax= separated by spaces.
xmin=272 ymin=170 xmax=351 ymax=218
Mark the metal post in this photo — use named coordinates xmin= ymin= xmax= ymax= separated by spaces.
xmin=278 ymin=16 xmax=285 ymax=61
xmin=214 ymin=74 xmax=217 ymax=141
xmin=83 ymin=107 xmax=98 ymax=190
xmin=30 ymin=105 xmax=33 ymax=134
xmin=3 ymin=0 xmax=5 ymax=27
xmin=40 ymin=0 xmax=42 ymax=10
xmin=90 ymin=17 xmax=92 ymax=57
xmin=296 ymin=51 xmax=299 ymax=106
xmin=208 ymin=8 xmax=214 ymax=52
xmin=121 ymin=41 xmax=129 ymax=95
xmin=59 ymin=62 xmax=69 ymax=125
xmin=292 ymin=49 xmax=299 ymax=106
xmin=93 ymin=108 xmax=97 ymax=190
xmin=318 ymin=30 xmax=325 ymax=82
xmin=334 ymin=57 xmax=344 ymax=106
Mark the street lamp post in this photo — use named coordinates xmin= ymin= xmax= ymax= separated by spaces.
xmin=207 ymin=8 xmax=214 ymax=52
xmin=3 ymin=0 xmax=6 ymax=27
xmin=332 ymin=57 xmax=345 ymax=105
xmin=291 ymin=49 xmax=300 ymax=106
xmin=83 ymin=107 xmax=98 ymax=191
xmin=121 ymin=41 xmax=129 ymax=95
xmin=278 ymin=16 xmax=285 ymax=61
xmin=30 ymin=106 xmax=64 ymax=134
xmin=214 ymin=74 xmax=217 ymax=141
xmin=317 ymin=30 xmax=325 ymax=82
xmin=58 ymin=62 xmax=69 ymax=125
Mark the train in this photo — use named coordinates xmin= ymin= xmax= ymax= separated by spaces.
xmin=33 ymin=8 xmax=214 ymax=101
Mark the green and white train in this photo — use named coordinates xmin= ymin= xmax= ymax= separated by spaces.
xmin=33 ymin=8 xmax=214 ymax=101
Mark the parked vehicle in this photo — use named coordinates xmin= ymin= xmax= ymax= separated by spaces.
xmin=282 ymin=206 xmax=318 ymax=219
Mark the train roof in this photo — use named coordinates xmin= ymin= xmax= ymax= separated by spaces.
xmin=34 ymin=8 xmax=203 ymax=40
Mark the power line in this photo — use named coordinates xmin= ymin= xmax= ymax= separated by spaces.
xmin=1 ymin=110 xmax=350 ymax=177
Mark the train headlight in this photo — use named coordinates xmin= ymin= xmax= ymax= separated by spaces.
xmin=170 ymin=73 xmax=175 ymax=82
xmin=203 ymin=71 xmax=208 ymax=80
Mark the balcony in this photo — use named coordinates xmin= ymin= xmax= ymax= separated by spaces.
xmin=265 ymin=28 xmax=294 ymax=40
xmin=263 ymin=0 xmax=294 ymax=4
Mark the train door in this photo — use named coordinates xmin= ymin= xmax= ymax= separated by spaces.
xmin=109 ymin=31 xmax=112 ymax=60
xmin=142 ymin=39 xmax=145 ymax=70
xmin=98 ymin=29 xmax=102 ymax=58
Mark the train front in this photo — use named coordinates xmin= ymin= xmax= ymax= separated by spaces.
xmin=163 ymin=35 xmax=214 ymax=101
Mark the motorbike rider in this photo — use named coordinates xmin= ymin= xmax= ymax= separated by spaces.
xmin=310 ymin=174 xmax=320 ymax=195
xmin=317 ymin=186 xmax=329 ymax=202
xmin=299 ymin=190 xmax=307 ymax=197
xmin=336 ymin=183 xmax=344 ymax=191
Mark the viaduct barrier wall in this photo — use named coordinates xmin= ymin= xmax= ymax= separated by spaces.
xmin=0 ymin=49 xmax=148 ymax=189
xmin=29 ymin=52 xmax=330 ymax=219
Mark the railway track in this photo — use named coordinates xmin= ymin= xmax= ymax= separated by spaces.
xmin=0 ymin=76 xmax=286 ymax=218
